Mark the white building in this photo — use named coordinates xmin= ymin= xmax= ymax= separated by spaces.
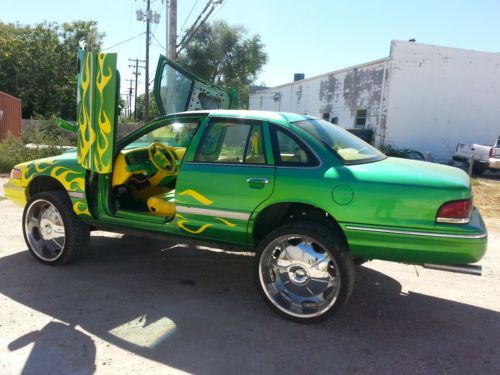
xmin=249 ymin=40 xmax=500 ymax=161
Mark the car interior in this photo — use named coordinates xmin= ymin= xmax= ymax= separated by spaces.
xmin=110 ymin=121 xmax=199 ymax=219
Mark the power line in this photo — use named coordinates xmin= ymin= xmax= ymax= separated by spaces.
xmin=177 ymin=0 xmax=222 ymax=54
xmin=180 ymin=0 xmax=200 ymax=36
xmin=152 ymin=32 xmax=166 ymax=50
xmin=207 ymin=0 xmax=229 ymax=22
xmin=101 ymin=32 xmax=146 ymax=51
xmin=177 ymin=0 xmax=214 ymax=50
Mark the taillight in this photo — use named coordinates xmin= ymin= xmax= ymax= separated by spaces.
xmin=490 ymin=148 xmax=496 ymax=158
xmin=436 ymin=199 xmax=472 ymax=224
xmin=10 ymin=168 xmax=22 ymax=179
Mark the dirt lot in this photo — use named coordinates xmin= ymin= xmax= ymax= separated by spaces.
xmin=0 ymin=178 xmax=499 ymax=374
xmin=472 ymin=171 xmax=500 ymax=220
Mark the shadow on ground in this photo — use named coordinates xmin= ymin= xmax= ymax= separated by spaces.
xmin=2 ymin=235 xmax=499 ymax=374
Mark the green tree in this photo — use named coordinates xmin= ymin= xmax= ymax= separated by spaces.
xmin=0 ymin=21 xmax=104 ymax=120
xmin=177 ymin=20 xmax=267 ymax=108
xmin=135 ymin=93 xmax=160 ymax=121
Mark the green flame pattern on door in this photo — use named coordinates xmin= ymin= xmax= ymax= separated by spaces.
xmin=76 ymin=49 xmax=118 ymax=174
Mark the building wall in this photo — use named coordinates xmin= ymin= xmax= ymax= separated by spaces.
xmin=249 ymin=59 xmax=388 ymax=136
xmin=383 ymin=40 xmax=500 ymax=161
xmin=250 ymin=40 xmax=500 ymax=162
xmin=0 ymin=91 xmax=22 ymax=140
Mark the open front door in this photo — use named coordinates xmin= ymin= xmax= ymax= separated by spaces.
xmin=153 ymin=55 xmax=237 ymax=116
xmin=76 ymin=48 xmax=119 ymax=174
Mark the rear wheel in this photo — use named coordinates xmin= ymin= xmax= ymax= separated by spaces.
xmin=472 ymin=163 xmax=487 ymax=175
xmin=254 ymin=221 xmax=355 ymax=323
xmin=23 ymin=191 xmax=90 ymax=265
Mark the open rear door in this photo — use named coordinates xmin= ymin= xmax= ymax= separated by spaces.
xmin=76 ymin=48 xmax=119 ymax=174
xmin=154 ymin=55 xmax=237 ymax=116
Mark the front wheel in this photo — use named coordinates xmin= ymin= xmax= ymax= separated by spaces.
xmin=254 ymin=221 xmax=355 ymax=323
xmin=23 ymin=191 xmax=90 ymax=265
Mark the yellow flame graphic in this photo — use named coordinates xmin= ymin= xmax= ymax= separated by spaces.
xmin=214 ymin=217 xmax=236 ymax=227
xmin=178 ymin=189 xmax=213 ymax=206
xmin=94 ymin=53 xmax=113 ymax=172
xmin=176 ymin=220 xmax=213 ymax=234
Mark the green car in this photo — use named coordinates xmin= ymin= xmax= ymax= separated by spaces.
xmin=4 ymin=50 xmax=487 ymax=323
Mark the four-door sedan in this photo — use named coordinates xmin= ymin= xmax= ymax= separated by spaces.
xmin=3 ymin=50 xmax=487 ymax=322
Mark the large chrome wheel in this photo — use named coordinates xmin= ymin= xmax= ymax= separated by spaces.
xmin=25 ymin=199 xmax=66 ymax=262
xmin=255 ymin=221 xmax=355 ymax=323
xmin=23 ymin=191 xmax=90 ymax=265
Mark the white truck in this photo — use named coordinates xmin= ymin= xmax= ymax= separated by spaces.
xmin=453 ymin=136 xmax=500 ymax=175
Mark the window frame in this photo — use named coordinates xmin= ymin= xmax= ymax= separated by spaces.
xmin=193 ymin=117 xmax=268 ymax=166
xmin=269 ymin=123 xmax=320 ymax=168
xmin=354 ymin=109 xmax=367 ymax=129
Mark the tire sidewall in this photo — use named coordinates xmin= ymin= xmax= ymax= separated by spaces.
xmin=254 ymin=221 xmax=355 ymax=323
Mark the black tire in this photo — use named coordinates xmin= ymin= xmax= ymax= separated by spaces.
xmin=22 ymin=190 xmax=90 ymax=265
xmin=254 ymin=221 xmax=355 ymax=323
xmin=472 ymin=163 xmax=487 ymax=175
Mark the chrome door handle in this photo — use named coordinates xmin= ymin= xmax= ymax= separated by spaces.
xmin=246 ymin=178 xmax=269 ymax=184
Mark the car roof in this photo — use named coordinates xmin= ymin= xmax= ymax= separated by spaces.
xmin=177 ymin=109 xmax=314 ymax=126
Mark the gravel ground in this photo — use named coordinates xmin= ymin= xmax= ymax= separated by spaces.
xmin=0 ymin=180 xmax=499 ymax=375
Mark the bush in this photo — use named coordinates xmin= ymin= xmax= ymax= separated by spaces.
xmin=22 ymin=119 xmax=76 ymax=146
xmin=380 ymin=144 xmax=425 ymax=160
xmin=0 ymin=134 xmax=65 ymax=173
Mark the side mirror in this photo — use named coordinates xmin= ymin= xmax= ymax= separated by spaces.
xmin=56 ymin=118 xmax=78 ymax=133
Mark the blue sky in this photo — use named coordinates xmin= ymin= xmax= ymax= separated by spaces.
xmin=2 ymin=0 xmax=500 ymax=96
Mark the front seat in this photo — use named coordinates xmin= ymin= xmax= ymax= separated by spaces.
xmin=147 ymin=191 xmax=176 ymax=218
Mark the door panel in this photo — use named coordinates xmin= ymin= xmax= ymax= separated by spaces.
xmin=76 ymin=48 xmax=119 ymax=173
xmin=174 ymin=118 xmax=274 ymax=243
xmin=153 ymin=55 xmax=238 ymax=116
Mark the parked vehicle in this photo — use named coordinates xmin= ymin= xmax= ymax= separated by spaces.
xmin=3 ymin=50 xmax=488 ymax=323
xmin=453 ymin=138 xmax=500 ymax=174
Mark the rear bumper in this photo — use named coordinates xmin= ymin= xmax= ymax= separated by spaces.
xmin=488 ymin=157 xmax=500 ymax=170
xmin=3 ymin=180 xmax=27 ymax=207
xmin=343 ymin=208 xmax=487 ymax=265
xmin=453 ymin=155 xmax=500 ymax=170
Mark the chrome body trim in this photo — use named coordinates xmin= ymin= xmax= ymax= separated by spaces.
xmin=176 ymin=205 xmax=250 ymax=220
xmin=345 ymin=225 xmax=487 ymax=239
xmin=68 ymin=191 xmax=85 ymax=199
xmin=436 ymin=217 xmax=470 ymax=224
xmin=3 ymin=184 xmax=25 ymax=191
xmin=246 ymin=177 xmax=269 ymax=184
xmin=422 ymin=263 xmax=482 ymax=276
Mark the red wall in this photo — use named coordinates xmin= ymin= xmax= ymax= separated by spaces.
xmin=0 ymin=91 xmax=22 ymax=139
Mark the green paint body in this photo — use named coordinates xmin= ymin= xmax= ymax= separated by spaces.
xmin=3 ymin=53 xmax=487 ymax=267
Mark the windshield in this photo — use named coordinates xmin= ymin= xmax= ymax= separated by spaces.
xmin=126 ymin=121 xmax=199 ymax=149
xmin=293 ymin=119 xmax=386 ymax=164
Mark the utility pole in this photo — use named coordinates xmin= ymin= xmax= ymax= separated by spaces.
xmin=125 ymin=79 xmax=134 ymax=119
xmin=121 ymin=92 xmax=131 ymax=118
xmin=128 ymin=58 xmax=146 ymax=120
xmin=144 ymin=0 xmax=151 ymax=122
xmin=136 ymin=1 xmax=160 ymax=122
xmin=168 ymin=0 xmax=177 ymax=61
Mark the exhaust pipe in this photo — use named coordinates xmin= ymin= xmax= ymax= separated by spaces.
xmin=422 ymin=263 xmax=482 ymax=276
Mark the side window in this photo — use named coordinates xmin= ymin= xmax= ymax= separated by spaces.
xmin=271 ymin=125 xmax=318 ymax=166
xmin=195 ymin=119 xmax=266 ymax=164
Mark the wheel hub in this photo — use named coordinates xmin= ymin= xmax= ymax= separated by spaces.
xmin=288 ymin=264 xmax=310 ymax=285
xmin=40 ymin=218 xmax=53 ymax=238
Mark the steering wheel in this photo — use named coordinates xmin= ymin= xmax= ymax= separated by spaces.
xmin=147 ymin=142 xmax=178 ymax=175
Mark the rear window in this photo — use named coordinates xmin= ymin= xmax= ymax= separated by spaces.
xmin=293 ymin=118 xmax=386 ymax=164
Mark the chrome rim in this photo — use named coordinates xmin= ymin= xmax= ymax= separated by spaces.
xmin=24 ymin=199 xmax=66 ymax=262
xmin=259 ymin=234 xmax=340 ymax=318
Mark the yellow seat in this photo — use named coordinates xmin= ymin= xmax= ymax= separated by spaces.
xmin=147 ymin=192 xmax=176 ymax=217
